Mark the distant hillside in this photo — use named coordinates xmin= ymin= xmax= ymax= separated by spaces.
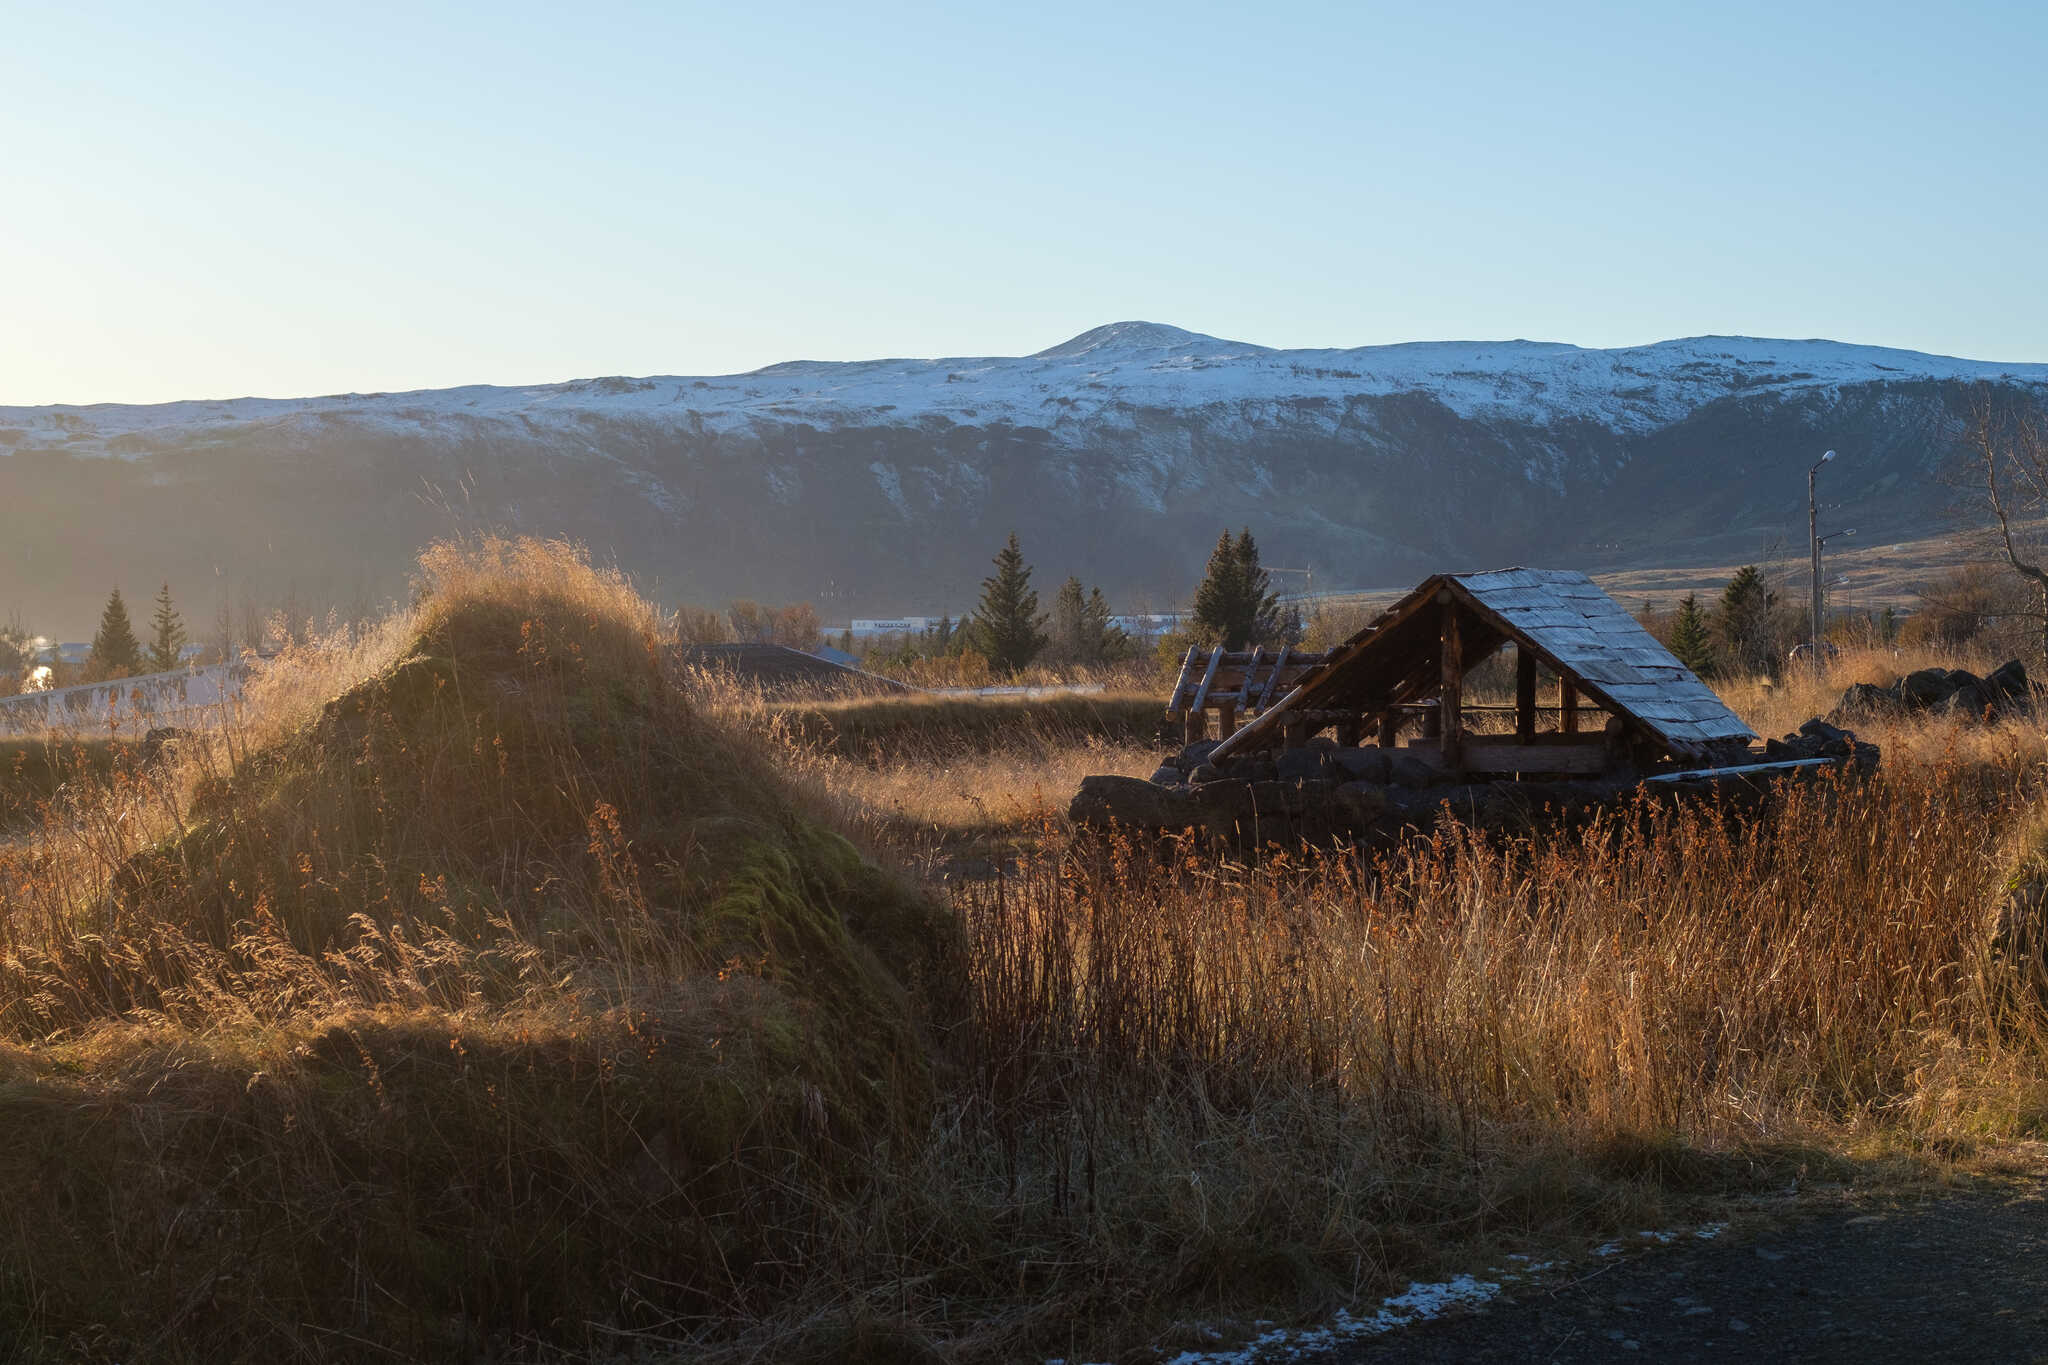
xmin=6 ymin=323 xmax=2045 ymax=633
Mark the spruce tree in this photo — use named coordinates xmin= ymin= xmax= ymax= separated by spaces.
xmin=1714 ymin=566 xmax=1777 ymax=677
xmin=1190 ymin=528 xmax=1281 ymax=650
xmin=1667 ymin=592 xmax=1716 ymax=676
xmin=966 ymin=533 xmax=1047 ymax=675
xmin=1048 ymin=577 xmax=1088 ymax=663
xmin=89 ymin=588 xmax=143 ymax=681
xmin=1082 ymin=586 xmax=1129 ymax=662
xmin=147 ymin=582 xmax=188 ymax=672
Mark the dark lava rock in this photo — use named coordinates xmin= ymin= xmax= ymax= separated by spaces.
xmin=1179 ymin=739 xmax=1223 ymax=767
xmin=1328 ymin=746 xmax=1392 ymax=784
xmin=1188 ymin=763 xmax=1226 ymax=785
xmin=1386 ymin=749 xmax=1453 ymax=788
xmin=1147 ymin=766 xmax=1183 ymax=787
xmin=1332 ymin=780 xmax=1393 ymax=825
xmin=1275 ymin=748 xmax=1330 ymax=782
xmin=1989 ymin=658 xmax=2030 ymax=699
xmin=1832 ymin=681 xmax=1900 ymax=717
xmin=1901 ymin=667 xmax=1957 ymax=707
xmin=1069 ymin=775 xmax=1197 ymax=830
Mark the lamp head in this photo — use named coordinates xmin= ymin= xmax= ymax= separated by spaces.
xmin=1822 ymin=449 xmax=1836 ymax=462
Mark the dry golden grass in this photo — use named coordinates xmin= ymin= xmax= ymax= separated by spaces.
xmin=9 ymin=547 xmax=2048 ymax=1362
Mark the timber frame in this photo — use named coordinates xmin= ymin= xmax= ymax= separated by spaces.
xmin=1203 ymin=568 xmax=1756 ymax=778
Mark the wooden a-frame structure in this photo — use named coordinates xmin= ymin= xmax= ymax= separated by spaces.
xmin=1205 ymin=568 xmax=1756 ymax=777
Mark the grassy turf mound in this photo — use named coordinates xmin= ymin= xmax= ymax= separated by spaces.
xmin=0 ymin=538 xmax=953 ymax=1359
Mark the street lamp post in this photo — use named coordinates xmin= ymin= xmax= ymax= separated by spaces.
xmin=1809 ymin=450 xmax=1837 ymax=674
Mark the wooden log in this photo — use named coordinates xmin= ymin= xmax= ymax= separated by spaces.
xmin=1560 ymin=678 xmax=1579 ymax=735
xmin=1516 ymin=646 xmax=1537 ymax=742
xmin=1168 ymin=644 xmax=1202 ymax=715
xmin=1256 ymin=644 xmax=1292 ymax=713
xmin=1188 ymin=646 xmax=1225 ymax=718
xmin=1440 ymin=594 xmax=1464 ymax=770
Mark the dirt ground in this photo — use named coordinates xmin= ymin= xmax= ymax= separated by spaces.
xmin=1345 ymin=1161 xmax=2048 ymax=1363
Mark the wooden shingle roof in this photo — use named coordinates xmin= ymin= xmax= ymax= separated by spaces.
xmin=1206 ymin=566 xmax=1756 ymax=765
xmin=1448 ymin=568 xmax=1755 ymax=754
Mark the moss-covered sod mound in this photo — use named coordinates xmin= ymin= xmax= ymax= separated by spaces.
xmin=0 ymin=539 xmax=953 ymax=1361
xmin=0 ymin=737 xmax=131 ymax=832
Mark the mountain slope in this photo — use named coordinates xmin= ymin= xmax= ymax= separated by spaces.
xmin=5 ymin=325 xmax=2045 ymax=632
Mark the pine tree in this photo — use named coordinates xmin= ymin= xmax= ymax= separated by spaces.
xmin=1667 ymin=592 xmax=1716 ymax=676
xmin=966 ymin=533 xmax=1047 ymax=675
xmin=1715 ymin=566 xmax=1778 ymax=678
xmin=1190 ymin=528 xmax=1281 ymax=650
xmin=89 ymin=588 xmax=143 ymax=681
xmin=1047 ymin=577 xmax=1087 ymax=664
xmin=147 ymin=582 xmax=187 ymax=673
xmin=1082 ymin=586 xmax=1129 ymax=663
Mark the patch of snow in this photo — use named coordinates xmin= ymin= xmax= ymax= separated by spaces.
xmin=869 ymin=461 xmax=909 ymax=517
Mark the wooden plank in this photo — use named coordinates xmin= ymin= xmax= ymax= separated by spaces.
xmin=1206 ymin=574 xmax=1447 ymax=764
xmin=1167 ymin=645 xmax=1202 ymax=715
xmin=1441 ymin=595 xmax=1464 ymax=770
xmin=1188 ymin=646 xmax=1225 ymax=716
xmin=1256 ymin=643 xmax=1292 ymax=712
xmin=1515 ymin=645 xmax=1537 ymax=742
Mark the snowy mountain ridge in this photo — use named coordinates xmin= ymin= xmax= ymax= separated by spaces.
xmin=5 ymin=324 xmax=2046 ymax=635
xmin=8 ymin=324 xmax=2045 ymax=458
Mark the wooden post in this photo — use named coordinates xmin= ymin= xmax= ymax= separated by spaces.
xmin=1335 ymin=717 xmax=1361 ymax=748
xmin=1515 ymin=645 xmax=1537 ymax=742
xmin=1217 ymin=699 xmax=1237 ymax=739
xmin=1439 ymin=593 xmax=1463 ymax=770
xmin=1423 ymin=701 xmax=1442 ymax=739
xmin=1560 ymin=678 xmax=1579 ymax=735
xmin=1282 ymin=716 xmax=1309 ymax=750
xmin=1377 ymin=710 xmax=1399 ymax=748
xmin=1184 ymin=709 xmax=1206 ymax=745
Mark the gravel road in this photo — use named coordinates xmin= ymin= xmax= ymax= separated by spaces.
xmin=1343 ymin=1177 xmax=2048 ymax=1363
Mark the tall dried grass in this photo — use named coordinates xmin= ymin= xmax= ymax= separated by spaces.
xmin=6 ymin=548 xmax=2048 ymax=1361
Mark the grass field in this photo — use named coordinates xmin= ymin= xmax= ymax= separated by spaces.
xmin=4 ymin=543 xmax=2048 ymax=1362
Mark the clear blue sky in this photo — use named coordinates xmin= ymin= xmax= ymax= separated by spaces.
xmin=5 ymin=0 xmax=2044 ymax=405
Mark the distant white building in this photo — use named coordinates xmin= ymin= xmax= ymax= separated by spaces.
xmin=846 ymin=616 xmax=960 ymax=639
xmin=1110 ymin=613 xmax=1182 ymax=637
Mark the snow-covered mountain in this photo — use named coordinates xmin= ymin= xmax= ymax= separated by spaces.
xmin=5 ymin=323 xmax=2044 ymax=632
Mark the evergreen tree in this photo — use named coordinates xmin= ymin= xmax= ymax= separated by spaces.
xmin=1048 ymin=579 xmax=1130 ymax=665
xmin=1667 ymin=592 xmax=1716 ymax=676
xmin=1190 ymin=528 xmax=1281 ymax=650
xmin=147 ymin=582 xmax=187 ymax=672
xmin=1081 ymin=586 xmax=1129 ymax=663
xmin=1047 ymin=577 xmax=1088 ymax=664
xmin=88 ymin=588 xmax=143 ymax=681
xmin=966 ymin=533 xmax=1047 ymax=675
xmin=1714 ymin=565 xmax=1779 ymax=678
